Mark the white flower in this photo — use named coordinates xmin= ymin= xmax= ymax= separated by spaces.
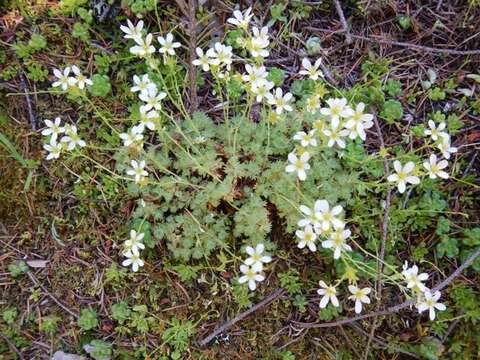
xmin=126 ymin=159 xmax=148 ymax=183
xmin=139 ymin=87 xmax=167 ymax=111
xmin=251 ymin=80 xmax=274 ymax=103
xmin=322 ymin=227 xmax=352 ymax=259
xmin=314 ymin=200 xmax=344 ymax=231
xmin=122 ymin=250 xmax=144 ymax=272
xmin=344 ymin=102 xmax=374 ymax=141
xmin=123 ymin=230 xmax=145 ymax=254
xmin=348 ymin=286 xmax=371 ymax=314
xmin=227 ymin=7 xmax=253 ymax=30
xmin=323 ymin=124 xmax=350 ymax=148
xmin=416 ymin=290 xmax=446 ymax=320
xmin=41 ymin=117 xmax=64 ymax=141
xmin=119 ymin=127 xmax=143 ymax=147
xmin=244 ymin=244 xmax=272 ymax=272
xmin=266 ymin=88 xmax=293 ymax=114
xmin=129 ymin=33 xmax=156 ymax=57
xmin=295 ymin=225 xmax=317 ymax=252
xmin=120 ymin=19 xmax=144 ymax=42
xmin=192 ymin=47 xmax=218 ymax=71
xmin=437 ymin=139 xmax=457 ymax=160
xmin=249 ymin=37 xmax=269 ymax=58
xmin=242 ymin=64 xmax=268 ymax=84
xmin=317 ymin=281 xmax=339 ymax=308
xmin=424 ymin=120 xmax=448 ymax=142
xmin=249 ymin=27 xmax=270 ymax=58
xmin=137 ymin=106 xmax=158 ymax=132
xmin=252 ymin=26 xmax=269 ymax=44
xmin=158 ymin=32 xmax=181 ymax=56
xmin=131 ymin=74 xmax=156 ymax=95
xmin=285 ymin=151 xmax=310 ymax=181
xmin=402 ymin=264 xmax=429 ymax=292
xmin=387 ymin=161 xmax=420 ymax=194
xmin=208 ymin=43 xmax=233 ymax=67
xmin=71 ymin=65 xmax=92 ymax=89
xmin=320 ymin=98 xmax=354 ymax=128
xmin=299 ymin=58 xmax=324 ymax=80
xmin=52 ymin=67 xmax=76 ymax=91
xmin=423 ymin=154 xmax=449 ymax=179
xmin=238 ymin=264 xmax=264 ymax=291
xmin=297 ymin=203 xmax=322 ymax=229
xmin=60 ymin=125 xmax=86 ymax=151
xmin=293 ymin=130 xmax=317 ymax=147
xmin=43 ymin=138 xmax=63 ymax=160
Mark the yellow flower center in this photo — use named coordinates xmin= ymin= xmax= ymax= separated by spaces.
xmin=325 ymin=287 xmax=336 ymax=296
xmin=397 ymin=171 xmax=407 ymax=181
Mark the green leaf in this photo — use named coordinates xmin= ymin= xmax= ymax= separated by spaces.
xmin=306 ymin=36 xmax=321 ymax=55
xmin=0 ymin=133 xmax=29 ymax=167
xmin=428 ymin=87 xmax=446 ymax=101
xmin=384 ymin=79 xmax=402 ymax=97
xmin=225 ymin=28 xmax=244 ymax=49
xmin=28 ymin=34 xmax=47 ymax=51
xmin=72 ymin=22 xmax=90 ymax=42
xmin=270 ymin=3 xmax=287 ymax=22
xmin=397 ymin=15 xmax=411 ymax=30
xmin=267 ymin=67 xmax=285 ymax=87
xmin=170 ymin=264 xmax=200 ymax=283
xmin=162 ymin=317 xmax=195 ymax=353
xmin=463 ymin=228 xmax=480 ymax=247
xmin=380 ymin=99 xmax=403 ymax=124
xmin=111 ymin=302 xmax=131 ymax=324
xmin=8 ymin=260 xmax=28 ymax=278
xmin=2 ymin=308 xmax=18 ymax=325
xmin=436 ymin=236 xmax=458 ymax=259
xmin=89 ymin=74 xmax=111 ymax=97
xmin=85 ymin=340 xmax=112 ymax=360
xmin=77 ymin=308 xmax=98 ymax=331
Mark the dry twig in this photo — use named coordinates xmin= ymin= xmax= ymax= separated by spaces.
xmin=349 ymin=323 xmax=420 ymax=359
xmin=198 ymin=288 xmax=285 ymax=346
xmin=363 ymin=116 xmax=392 ymax=359
xmin=333 ymin=0 xmax=352 ymax=44
xmin=0 ymin=332 xmax=24 ymax=360
xmin=187 ymin=0 xmax=198 ymax=113
xmin=27 ymin=271 xmax=79 ymax=318
xmin=19 ymin=72 xmax=36 ymax=130
xmin=306 ymin=27 xmax=480 ymax=55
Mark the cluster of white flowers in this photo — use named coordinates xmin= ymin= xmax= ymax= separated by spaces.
xmin=51 ymin=65 xmax=92 ymax=91
xmin=387 ymin=119 xmax=456 ymax=194
xmin=192 ymin=7 xmax=294 ymax=116
xmin=121 ymin=19 xmax=181 ymax=59
xmin=317 ymin=281 xmax=371 ymax=314
xmin=118 ymin=73 xmax=167 ymax=184
xmin=41 ymin=117 xmax=86 ymax=160
xmin=313 ymin=252 xmax=447 ymax=317
xmin=424 ymin=120 xmax=457 ymax=159
xmin=193 ymin=43 xmax=233 ymax=79
xmin=285 ymin=98 xmax=374 ymax=181
xmin=296 ymin=200 xmax=350 ymax=259
xmin=402 ymin=262 xmax=446 ymax=320
xmin=227 ymin=8 xmax=270 ymax=59
xmin=121 ymin=230 xmax=146 ymax=272
xmin=118 ymin=21 xmax=181 ymax=264
xmin=238 ymin=244 xmax=272 ymax=291
xmin=105 ymin=11 xmax=455 ymax=322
